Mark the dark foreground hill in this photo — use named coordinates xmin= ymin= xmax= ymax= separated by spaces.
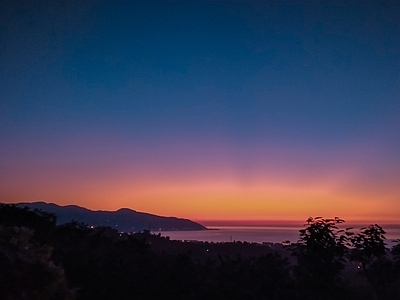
xmin=1 ymin=204 xmax=400 ymax=300
xmin=16 ymin=202 xmax=206 ymax=232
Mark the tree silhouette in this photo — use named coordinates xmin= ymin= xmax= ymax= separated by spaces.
xmin=393 ymin=240 xmax=400 ymax=269
xmin=0 ymin=226 xmax=73 ymax=300
xmin=349 ymin=224 xmax=387 ymax=269
xmin=290 ymin=217 xmax=348 ymax=290
xmin=348 ymin=225 xmax=396 ymax=299
xmin=3 ymin=204 xmax=400 ymax=299
xmin=0 ymin=204 xmax=56 ymax=231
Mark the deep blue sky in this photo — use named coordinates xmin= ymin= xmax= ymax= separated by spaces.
xmin=1 ymin=1 xmax=400 ymax=221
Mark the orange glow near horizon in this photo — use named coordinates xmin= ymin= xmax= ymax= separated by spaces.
xmin=1 ymin=139 xmax=399 ymax=225
xmin=2 ymin=1 xmax=400 ymax=234
xmin=2 ymin=171 xmax=400 ymax=224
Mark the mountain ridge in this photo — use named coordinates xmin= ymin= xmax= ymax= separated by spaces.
xmin=15 ymin=202 xmax=207 ymax=232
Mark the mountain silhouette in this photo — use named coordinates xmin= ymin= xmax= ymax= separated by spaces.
xmin=16 ymin=202 xmax=206 ymax=232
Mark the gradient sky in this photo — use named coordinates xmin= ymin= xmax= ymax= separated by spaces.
xmin=1 ymin=1 xmax=400 ymax=223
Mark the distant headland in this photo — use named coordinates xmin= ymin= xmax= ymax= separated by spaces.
xmin=15 ymin=202 xmax=207 ymax=232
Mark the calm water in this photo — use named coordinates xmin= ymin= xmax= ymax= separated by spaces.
xmin=155 ymin=225 xmax=400 ymax=246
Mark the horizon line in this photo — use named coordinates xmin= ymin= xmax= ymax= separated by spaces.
xmin=5 ymin=201 xmax=400 ymax=226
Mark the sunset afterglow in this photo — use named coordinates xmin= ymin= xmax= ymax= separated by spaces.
xmin=1 ymin=1 xmax=399 ymax=224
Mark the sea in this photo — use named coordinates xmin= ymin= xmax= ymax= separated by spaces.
xmin=154 ymin=225 xmax=400 ymax=247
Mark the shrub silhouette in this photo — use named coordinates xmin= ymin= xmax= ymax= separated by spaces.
xmin=290 ymin=217 xmax=348 ymax=287
xmin=0 ymin=226 xmax=73 ymax=300
xmin=348 ymin=225 xmax=399 ymax=299
xmin=2 ymin=205 xmax=400 ymax=300
xmin=349 ymin=224 xmax=387 ymax=269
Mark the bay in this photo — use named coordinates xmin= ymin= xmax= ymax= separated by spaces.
xmin=155 ymin=225 xmax=400 ymax=246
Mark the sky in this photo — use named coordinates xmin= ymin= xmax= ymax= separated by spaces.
xmin=1 ymin=0 xmax=400 ymax=223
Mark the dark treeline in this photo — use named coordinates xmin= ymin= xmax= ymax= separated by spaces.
xmin=1 ymin=204 xmax=400 ymax=300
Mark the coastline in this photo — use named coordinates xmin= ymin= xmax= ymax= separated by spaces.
xmin=154 ymin=225 xmax=400 ymax=246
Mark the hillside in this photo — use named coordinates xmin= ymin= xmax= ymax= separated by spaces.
xmin=16 ymin=202 xmax=206 ymax=232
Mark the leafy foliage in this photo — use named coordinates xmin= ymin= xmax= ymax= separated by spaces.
xmin=290 ymin=217 xmax=348 ymax=287
xmin=0 ymin=226 xmax=73 ymax=300
xmin=349 ymin=224 xmax=387 ymax=268
xmin=1 ymin=205 xmax=400 ymax=300
xmin=0 ymin=204 xmax=56 ymax=235
xmin=347 ymin=225 xmax=400 ymax=299
xmin=393 ymin=240 xmax=400 ymax=268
